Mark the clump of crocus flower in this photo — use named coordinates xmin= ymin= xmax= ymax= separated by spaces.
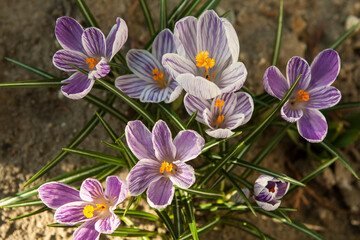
xmin=38 ymin=176 xmax=127 ymax=240
xmin=263 ymin=49 xmax=341 ymax=142
xmin=53 ymin=17 xmax=128 ymax=99
xmin=125 ymin=120 xmax=204 ymax=209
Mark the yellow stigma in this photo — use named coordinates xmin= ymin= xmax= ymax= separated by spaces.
xmin=195 ymin=51 xmax=216 ymax=81
xmin=86 ymin=58 xmax=100 ymax=69
xmin=83 ymin=203 xmax=107 ymax=218
xmin=215 ymin=99 xmax=225 ymax=124
xmin=152 ymin=68 xmax=166 ymax=88
xmin=295 ymin=90 xmax=310 ymax=103
xmin=159 ymin=161 xmax=174 ymax=174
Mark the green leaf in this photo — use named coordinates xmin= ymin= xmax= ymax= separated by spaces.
xmin=160 ymin=0 xmax=167 ymax=30
xmin=74 ymin=0 xmax=100 ymax=28
xmin=114 ymin=209 xmax=159 ymax=222
xmin=329 ymin=20 xmax=360 ymax=50
xmin=0 ymin=78 xmax=65 ymax=88
xmin=167 ymin=0 xmax=192 ymax=27
xmin=178 ymin=216 xmax=221 ymax=240
xmin=158 ymin=103 xmax=186 ymax=130
xmin=181 ymin=191 xmax=199 ymax=240
xmin=185 ymin=110 xmax=198 ymax=129
xmin=96 ymin=165 xmax=122 ymax=182
xmin=201 ymin=131 xmax=242 ymax=154
xmin=10 ymin=206 xmax=48 ymax=221
xmin=2 ymin=199 xmax=43 ymax=208
xmin=222 ymin=218 xmax=269 ymax=240
xmin=194 ymin=0 xmax=221 ymax=17
xmin=155 ymin=209 xmax=177 ymax=239
xmin=139 ymin=0 xmax=156 ymax=37
xmin=123 ymin=196 xmax=135 ymax=217
xmin=271 ymin=0 xmax=284 ymax=66
xmin=5 ymin=57 xmax=56 ymax=79
xmin=179 ymin=0 xmax=202 ymax=18
xmin=173 ymin=190 xmax=184 ymax=237
xmin=110 ymin=227 xmax=158 ymax=237
xmin=180 ymin=187 xmax=223 ymax=199
xmin=94 ymin=111 xmax=118 ymax=142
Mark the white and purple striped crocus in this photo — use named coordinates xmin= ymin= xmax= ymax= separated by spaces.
xmin=184 ymin=92 xmax=253 ymax=138
xmin=115 ymin=29 xmax=182 ymax=103
xmin=125 ymin=120 xmax=205 ymax=209
xmin=53 ymin=17 xmax=128 ymax=99
xmin=162 ymin=10 xmax=247 ymax=99
xmin=253 ymin=175 xmax=290 ymax=211
xmin=263 ymin=49 xmax=342 ymax=143
xmin=38 ymin=177 xmax=128 ymax=240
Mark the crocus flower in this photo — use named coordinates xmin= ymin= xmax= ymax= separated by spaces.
xmin=53 ymin=17 xmax=128 ymax=99
xmin=263 ymin=49 xmax=341 ymax=142
xmin=162 ymin=10 xmax=247 ymax=99
xmin=115 ymin=29 xmax=183 ymax=103
xmin=125 ymin=120 xmax=204 ymax=209
xmin=253 ymin=174 xmax=289 ymax=211
xmin=38 ymin=176 xmax=128 ymax=240
xmin=184 ymin=92 xmax=253 ymax=138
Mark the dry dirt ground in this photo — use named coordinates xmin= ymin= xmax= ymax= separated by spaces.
xmin=1 ymin=0 xmax=360 ymax=239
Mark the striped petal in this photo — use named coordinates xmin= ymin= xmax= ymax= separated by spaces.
xmin=152 ymin=29 xmax=177 ymax=63
xmin=217 ymin=61 xmax=247 ymax=94
xmin=54 ymin=201 xmax=89 ymax=225
xmin=221 ymin=18 xmax=239 ymax=63
xmin=152 ymin=120 xmax=176 ymax=161
xmin=174 ymin=16 xmax=198 ymax=62
xmin=306 ymin=86 xmax=341 ymax=109
xmin=61 ymin=72 xmax=94 ymax=100
xmin=106 ymin=17 xmax=128 ymax=60
xmin=140 ymin=85 xmax=169 ymax=103
xmin=105 ymin=176 xmax=128 ymax=207
xmin=263 ymin=66 xmax=289 ymax=99
xmin=169 ymin=161 xmax=195 ymax=189
xmin=297 ymin=109 xmax=328 ymax=143
xmin=53 ymin=49 xmax=89 ymax=72
xmin=206 ymin=128 xmax=235 ymax=138
xmin=55 ymin=17 xmax=85 ymax=53
xmin=127 ymin=49 xmax=163 ymax=82
xmin=222 ymin=113 xmax=245 ymax=130
xmin=183 ymin=93 xmax=211 ymax=124
xmin=210 ymin=92 xmax=237 ymax=120
xmin=38 ymin=182 xmax=81 ymax=209
xmin=73 ymin=220 xmax=100 ymax=240
xmin=88 ymin=57 xmax=110 ymax=80
xmin=82 ymin=27 xmax=106 ymax=57
xmin=280 ymin=102 xmax=303 ymax=123
xmin=115 ymin=74 xmax=149 ymax=98
xmin=80 ymin=178 xmax=104 ymax=202
xmin=254 ymin=198 xmax=281 ymax=211
xmin=233 ymin=92 xmax=254 ymax=125
xmin=286 ymin=56 xmax=311 ymax=91
xmin=162 ymin=53 xmax=197 ymax=80
xmin=94 ymin=213 xmax=120 ymax=234
xmin=164 ymin=80 xmax=183 ymax=103
xmin=173 ymin=130 xmax=205 ymax=162
xmin=176 ymin=73 xmax=221 ymax=99
xmin=147 ymin=178 xmax=174 ymax=209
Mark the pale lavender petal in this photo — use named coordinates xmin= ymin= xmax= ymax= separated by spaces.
xmin=94 ymin=213 xmax=120 ymax=234
xmin=106 ymin=17 xmax=128 ymax=60
xmin=38 ymin=182 xmax=81 ymax=209
xmin=162 ymin=53 xmax=197 ymax=80
xmin=152 ymin=120 xmax=176 ymax=161
xmin=53 ymin=49 xmax=89 ymax=72
xmin=140 ymin=85 xmax=169 ymax=103
xmin=183 ymin=93 xmax=211 ymax=124
xmin=127 ymin=49 xmax=163 ymax=82
xmin=55 ymin=17 xmax=85 ymax=53
xmin=306 ymin=86 xmax=341 ymax=109
xmin=147 ymin=178 xmax=175 ymax=209
xmin=105 ymin=176 xmax=128 ymax=207
xmin=254 ymin=175 xmax=274 ymax=196
xmin=222 ymin=113 xmax=245 ymax=130
xmin=197 ymin=10 xmax=231 ymax=69
xmin=174 ymin=16 xmax=198 ymax=61
xmin=173 ymin=130 xmax=205 ymax=162
xmin=297 ymin=109 xmax=328 ymax=143
xmin=210 ymin=92 xmax=237 ymax=120
xmin=206 ymin=128 xmax=234 ymax=138
xmin=263 ymin=66 xmax=289 ymax=99
xmin=233 ymin=92 xmax=254 ymax=125
xmin=280 ymin=102 xmax=303 ymax=123
xmin=126 ymin=159 xmax=162 ymax=196
xmin=203 ymin=108 xmax=214 ymax=129
xmin=82 ymin=27 xmax=106 ymax=57
xmin=254 ymin=198 xmax=281 ymax=211
xmin=164 ymin=80 xmax=183 ymax=103
xmin=115 ymin=74 xmax=150 ymax=98
xmin=275 ymin=181 xmax=290 ymax=199
xmin=73 ymin=220 xmax=100 ymax=240
xmin=54 ymin=201 xmax=89 ymax=225
xmin=88 ymin=57 xmax=110 ymax=80
xmin=169 ymin=161 xmax=195 ymax=188
xmin=221 ymin=18 xmax=239 ymax=63
xmin=80 ymin=178 xmax=104 ymax=202
xmin=217 ymin=62 xmax=247 ymax=94
xmin=152 ymin=29 xmax=177 ymax=63
xmin=176 ymin=73 xmax=222 ymax=99
xmin=61 ymin=72 xmax=94 ymax=100
xmin=286 ymin=56 xmax=311 ymax=91
xmin=309 ymin=49 xmax=341 ymax=88
xmin=125 ymin=120 xmax=156 ymax=160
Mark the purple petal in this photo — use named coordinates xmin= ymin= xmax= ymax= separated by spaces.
xmin=222 ymin=113 xmax=245 ymax=130
xmin=306 ymin=86 xmax=341 ymax=109
xmin=174 ymin=16 xmax=198 ymax=61
xmin=105 ymin=176 xmax=128 ymax=207
xmin=162 ymin=53 xmax=197 ymax=80
xmin=217 ymin=62 xmax=247 ymax=94
xmin=152 ymin=29 xmax=177 ymax=63
xmin=73 ymin=220 xmax=100 ymax=240
xmin=146 ymin=178 xmax=175 ymax=209
xmin=210 ymin=92 xmax=237 ymax=120
xmin=126 ymin=159 xmax=162 ymax=196
xmin=197 ymin=10 xmax=231 ymax=69
xmin=203 ymin=108 xmax=214 ymax=129
xmin=297 ymin=109 xmax=328 ymax=143
xmin=61 ymin=72 xmax=94 ymax=100
xmin=94 ymin=213 xmax=120 ymax=234
xmin=263 ymin=66 xmax=289 ymax=99
xmin=80 ymin=178 xmax=104 ymax=202
xmin=254 ymin=175 xmax=275 ymax=196
xmin=82 ymin=27 xmax=106 ymax=57
xmin=205 ymin=128 xmax=234 ymax=138
xmin=233 ymin=92 xmax=254 ymax=125
xmin=54 ymin=201 xmax=89 ymax=225
xmin=176 ymin=73 xmax=222 ymax=99
xmin=309 ymin=49 xmax=341 ymax=89
xmin=280 ymin=102 xmax=303 ymax=123
xmin=173 ymin=130 xmax=205 ymax=162
xmin=165 ymin=80 xmax=183 ymax=103
xmin=88 ymin=57 xmax=110 ymax=80
xmin=127 ymin=49 xmax=163 ymax=82
xmin=115 ymin=74 xmax=149 ymax=98
xmin=152 ymin=120 xmax=176 ymax=161
xmin=169 ymin=161 xmax=195 ymax=189
xmin=221 ymin=18 xmax=239 ymax=63
xmin=254 ymin=198 xmax=281 ymax=211
xmin=183 ymin=93 xmax=211 ymax=124
xmin=38 ymin=182 xmax=81 ymax=209
xmin=286 ymin=56 xmax=311 ymax=91
xmin=140 ymin=85 xmax=169 ymax=103
xmin=106 ymin=17 xmax=128 ymax=60
xmin=125 ymin=120 xmax=157 ymax=160
xmin=275 ymin=181 xmax=290 ymax=199
xmin=53 ymin=49 xmax=89 ymax=72
xmin=55 ymin=17 xmax=85 ymax=53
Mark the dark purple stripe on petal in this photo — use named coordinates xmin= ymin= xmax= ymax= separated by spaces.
xmin=297 ymin=109 xmax=328 ymax=143
xmin=280 ymin=102 xmax=303 ymax=123
xmin=221 ymin=18 xmax=240 ymax=63
xmin=139 ymin=85 xmax=168 ymax=103
xmin=115 ymin=74 xmax=149 ymax=99
xmin=146 ymin=178 xmax=175 ymax=209
xmin=54 ymin=201 xmax=89 ymax=225
xmin=105 ymin=176 xmax=128 ymax=207
xmin=183 ymin=93 xmax=211 ymax=124
xmin=152 ymin=120 xmax=176 ymax=161
xmin=80 ymin=178 xmax=104 ymax=202
xmin=173 ymin=130 xmax=205 ymax=162
xmin=38 ymin=182 xmax=81 ymax=209
xmin=82 ymin=27 xmax=106 ymax=57
xmin=61 ymin=72 xmax=94 ymax=100
xmin=152 ymin=29 xmax=177 ymax=63
xmin=162 ymin=53 xmax=197 ymax=80
xmin=174 ymin=16 xmax=198 ymax=61
xmin=53 ymin=50 xmax=89 ymax=72
xmin=55 ymin=17 xmax=85 ymax=53
xmin=73 ymin=220 xmax=100 ymax=240
xmin=233 ymin=92 xmax=254 ymax=124
xmin=106 ymin=17 xmax=128 ymax=60
xmin=263 ymin=66 xmax=289 ymax=99
xmin=127 ymin=49 xmax=162 ymax=82
xmin=94 ymin=213 xmax=120 ymax=234
xmin=286 ymin=56 xmax=311 ymax=90
xmin=306 ymin=86 xmax=341 ymax=109
xmin=169 ymin=161 xmax=195 ymax=188
xmin=88 ymin=58 xmax=110 ymax=80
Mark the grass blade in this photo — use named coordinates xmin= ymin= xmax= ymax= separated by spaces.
xmin=110 ymin=227 xmax=158 ymax=237
xmin=178 ymin=216 xmax=220 ymax=240
xmin=194 ymin=0 xmax=221 ymax=17
xmin=180 ymin=187 xmax=223 ymax=199
xmin=167 ymin=0 xmax=192 ymax=26
xmin=185 ymin=111 xmax=198 ymax=129
xmin=173 ymin=190 xmax=184 ymax=237
xmin=160 ymin=0 xmax=167 ymax=30
xmin=0 ymin=79 xmax=65 ymax=88
xmin=10 ymin=206 xmax=48 ymax=221
xmin=182 ymin=191 xmax=199 ymax=240
xmin=74 ymin=0 xmax=100 ymax=28
xmin=139 ymin=0 xmax=156 ymax=37
xmin=5 ymin=57 xmax=56 ymax=79
xmin=2 ymin=199 xmax=43 ymax=208
xmin=155 ymin=209 xmax=177 ymax=239
xmin=114 ymin=209 xmax=159 ymax=221
xmin=271 ymin=0 xmax=284 ymax=66
xmin=159 ymin=103 xmax=186 ymax=130
xmin=180 ymin=0 xmax=202 ymax=18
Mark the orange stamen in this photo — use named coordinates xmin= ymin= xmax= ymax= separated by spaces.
xmin=215 ymin=99 xmax=225 ymax=124
xmin=83 ymin=203 xmax=107 ymax=218
xmin=295 ymin=90 xmax=310 ymax=103
xmin=86 ymin=58 xmax=100 ymax=69
xmin=153 ymin=68 xmax=166 ymax=88
xmin=159 ymin=161 xmax=174 ymax=174
xmin=196 ymin=51 xmax=216 ymax=81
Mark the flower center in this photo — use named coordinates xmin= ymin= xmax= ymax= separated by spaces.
xmin=86 ymin=58 xmax=100 ymax=69
xmin=196 ymin=51 xmax=216 ymax=81
xmin=268 ymin=186 xmax=275 ymax=193
xmin=83 ymin=203 xmax=107 ymax=218
xmin=159 ymin=161 xmax=174 ymax=174
xmin=214 ymin=99 xmax=225 ymax=125
xmin=153 ymin=68 xmax=166 ymax=88
xmin=294 ymin=90 xmax=310 ymax=103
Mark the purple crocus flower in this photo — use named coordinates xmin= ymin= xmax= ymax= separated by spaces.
xmin=162 ymin=10 xmax=247 ymax=100
xmin=125 ymin=120 xmax=205 ymax=209
xmin=184 ymin=92 xmax=253 ymax=138
xmin=253 ymin=175 xmax=290 ymax=211
xmin=115 ymin=29 xmax=183 ymax=103
xmin=263 ymin=49 xmax=341 ymax=143
xmin=53 ymin=17 xmax=128 ymax=99
xmin=38 ymin=176 xmax=128 ymax=240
